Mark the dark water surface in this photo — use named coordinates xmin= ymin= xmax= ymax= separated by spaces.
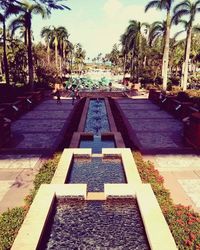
xmin=79 ymin=136 xmax=115 ymax=153
xmin=67 ymin=157 xmax=126 ymax=192
xmin=42 ymin=198 xmax=150 ymax=250
xmin=84 ymin=99 xmax=110 ymax=135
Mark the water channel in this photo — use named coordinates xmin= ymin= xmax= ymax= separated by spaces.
xmin=40 ymin=98 xmax=150 ymax=249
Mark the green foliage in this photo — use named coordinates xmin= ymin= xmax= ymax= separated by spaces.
xmin=25 ymin=154 xmax=60 ymax=206
xmin=133 ymin=151 xmax=200 ymax=249
xmin=0 ymin=207 xmax=26 ymax=250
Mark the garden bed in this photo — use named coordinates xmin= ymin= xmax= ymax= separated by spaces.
xmin=133 ymin=151 xmax=200 ymax=250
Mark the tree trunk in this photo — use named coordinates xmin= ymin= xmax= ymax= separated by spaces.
xmin=182 ymin=27 xmax=192 ymax=91
xmin=162 ymin=12 xmax=171 ymax=90
xmin=131 ymin=48 xmax=135 ymax=79
xmin=3 ymin=20 xmax=10 ymax=85
xmin=59 ymin=56 xmax=62 ymax=75
xmin=47 ymin=42 xmax=50 ymax=64
xmin=55 ymin=36 xmax=58 ymax=69
xmin=123 ymin=53 xmax=127 ymax=78
xmin=27 ymin=17 xmax=34 ymax=90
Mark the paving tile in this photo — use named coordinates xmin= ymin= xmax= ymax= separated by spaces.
xmin=136 ymin=132 xmax=180 ymax=149
xmin=0 ymin=180 xmax=14 ymax=202
xmin=155 ymin=155 xmax=200 ymax=171
xmin=21 ymin=110 xmax=70 ymax=120
xmin=12 ymin=120 xmax=65 ymax=132
xmin=0 ymin=155 xmax=41 ymax=169
xmin=15 ymin=133 xmax=58 ymax=149
xmin=128 ymin=119 xmax=182 ymax=132
xmin=178 ymin=179 xmax=200 ymax=208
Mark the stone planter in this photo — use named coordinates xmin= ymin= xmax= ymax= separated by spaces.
xmin=185 ymin=112 xmax=200 ymax=148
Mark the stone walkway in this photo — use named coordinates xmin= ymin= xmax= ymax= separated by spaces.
xmin=3 ymin=100 xmax=74 ymax=154
xmin=117 ymin=97 xmax=200 ymax=213
xmin=0 ymin=98 xmax=75 ymax=213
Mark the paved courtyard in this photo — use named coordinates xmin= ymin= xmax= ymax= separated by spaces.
xmin=117 ymin=97 xmax=200 ymax=213
xmin=4 ymin=99 xmax=74 ymax=154
xmin=0 ymin=154 xmax=41 ymax=213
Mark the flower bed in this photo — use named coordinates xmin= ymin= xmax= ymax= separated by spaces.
xmin=0 ymin=154 xmax=60 ymax=250
xmin=133 ymin=151 xmax=200 ymax=250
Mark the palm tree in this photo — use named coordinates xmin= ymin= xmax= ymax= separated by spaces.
xmin=41 ymin=26 xmax=52 ymax=64
xmin=15 ymin=2 xmax=47 ymax=89
xmin=74 ymin=43 xmax=86 ymax=74
xmin=173 ymin=0 xmax=200 ymax=90
xmin=120 ymin=32 xmax=129 ymax=77
xmin=145 ymin=0 xmax=174 ymax=90
xmin=48 ymin=26 xmax=69 ymax=70
xmin=0 ymin=4 xmax=19 ymax=84
xmin=57 ymin=26 xmax=69 ymax=70
xmin=124 ymin=20 xmax=149 ymax=81
xmin=9 ymin=15 xmax=28 ymax=45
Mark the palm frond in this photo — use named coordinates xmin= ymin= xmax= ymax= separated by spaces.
xmin=145 ymin=0 xmax=160 ymax=12
xmin=173 ymin=0 xmax=190 ymax=14
xmin=172 ymin=9 xmax=189 ymax=25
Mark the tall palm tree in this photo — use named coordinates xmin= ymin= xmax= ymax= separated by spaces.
xmin=124 ymin=20 xmax=149 ymax=81
xmin=148 ymin=21 xmax=167 ymax=76
xmin=14 ymin=1 xmax=47 ymax=89
xmin=57 ymin=26 xmax=69 ymax=69
xmin=145 ymin=0 xmax=174 ymax=90
xmin=48 ymin=26 xmax=68 ymax=70
xmin=74 ymin=43 xmax=86 ymax=74
xmin=120 ymin=32 xmax=129 ymax=77
xmin=0 ymin=4 xmax=19 ymax=84
xmin=41 ymin=26 xmax=52 ymax=64
xmin=173 ymin=0 xmax=200 ymax=90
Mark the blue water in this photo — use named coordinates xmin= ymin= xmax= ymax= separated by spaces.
xmin=42 ymin=198 xmax=150 ymax=250
xmin=84 ymin=99 xmax=110 ymax=135
xmin=67 ymin=157 xmax=126 ymax=192
xmin=79 ymin=136 xmax=115 ymax=153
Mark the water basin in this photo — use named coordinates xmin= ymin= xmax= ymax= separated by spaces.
xmin=67 ymin=157 xmax=126 ymax=192
xmin=40 ymin=198 xmax=150 ymax=250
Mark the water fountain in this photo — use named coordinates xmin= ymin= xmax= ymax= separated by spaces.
xmin=11 ymin=97 xmax=177 ymax=250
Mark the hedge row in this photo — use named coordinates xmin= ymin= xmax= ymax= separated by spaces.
xmin=133 ymin=151 xmax=200 ymax=250
xmin=0 ymin=153 xmax=61 ymax=250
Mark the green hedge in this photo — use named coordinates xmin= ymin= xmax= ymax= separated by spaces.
xmin=133 ymin=151 xmax=200 ymax=250
xmin=0 ymin=153 xmax=60 ymax=250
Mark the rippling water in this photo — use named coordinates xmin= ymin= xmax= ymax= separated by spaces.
xmin=67 ymin=157 xmax=126 ymax=192
xmin=84 ymin=99 xmax=110 ymax=135
xmin=42 ymin=198 xmax=150 ymax=250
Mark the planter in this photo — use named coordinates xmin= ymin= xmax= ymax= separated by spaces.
xmin=185 ymin=112 xmax=200 ymax=148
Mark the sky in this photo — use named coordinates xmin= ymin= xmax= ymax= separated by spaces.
xmin=31 ymin=0 xmax=199 ymax=59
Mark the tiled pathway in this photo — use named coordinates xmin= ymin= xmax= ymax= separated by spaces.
xmin=0 ymin=99 xmax=75 ymax=213
xmin=6 ymin=100 xmax=74 ymax=153
xmin=117 ymin=97 xmax=200 ymax=213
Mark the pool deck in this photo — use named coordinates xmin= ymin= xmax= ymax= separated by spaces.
xmin=0 ymin=98 xmax=76 ymax=213
xmin=116 ymin=96 xmax=200 ymax=213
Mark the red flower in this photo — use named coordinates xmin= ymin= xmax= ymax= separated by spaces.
xmin=189 ymin=233 xmax=196 ymax=241
xmin=185 ymin=239 xmax=192 ymax=247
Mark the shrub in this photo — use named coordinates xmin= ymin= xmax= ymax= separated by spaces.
xmin=133 ymin=151 xmax=200 ymax=249
xmin=0 ymin=208 xmax=26 ymax=250
xmin=25 ymin=153 xmax=60 ymax=207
